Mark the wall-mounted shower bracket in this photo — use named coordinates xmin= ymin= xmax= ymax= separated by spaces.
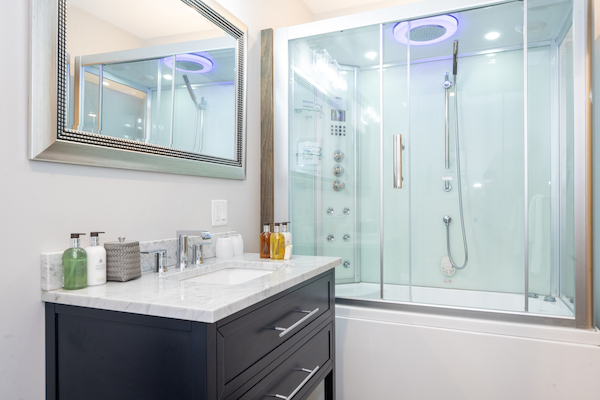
xmin=442 ymin=177 xmax=452 ymax=192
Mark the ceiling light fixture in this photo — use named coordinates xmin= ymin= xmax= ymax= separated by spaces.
xmin=485 ymin=32 xmax=500 ymax=40
xmin=365 ymin=51 xmax=377 ymax=60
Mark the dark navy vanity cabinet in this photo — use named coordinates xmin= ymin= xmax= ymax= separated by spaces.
xmin=45 ymin=270 xmax=335 ymax=400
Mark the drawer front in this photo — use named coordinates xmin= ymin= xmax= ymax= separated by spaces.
xmin=217 ymin=273 xmax=333 ymax=387
xmin=241 ymin=323 xmax=333 ymax=400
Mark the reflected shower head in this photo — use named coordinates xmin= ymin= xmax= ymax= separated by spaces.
xmin=163 ymin=53 xmax=213 ymax=74
xmin=393 ymin=15 xmax=458 ymax=46
xmin=182 ymin=74 xmax=198 ymax=106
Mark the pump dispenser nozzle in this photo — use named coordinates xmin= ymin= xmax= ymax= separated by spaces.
xmin=90 ymin=232 xmax=105 ymax=246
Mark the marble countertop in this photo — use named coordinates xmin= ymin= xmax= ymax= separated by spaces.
xmin=41 ymin=254 xmax=340 ymax=323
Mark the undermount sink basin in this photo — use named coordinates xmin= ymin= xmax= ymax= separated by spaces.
xmin=182 ymin=268 xmax=274 ymax=285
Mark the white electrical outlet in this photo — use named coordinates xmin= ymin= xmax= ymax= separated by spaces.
xmin=212 ymin=200 xmax=228 ymax=226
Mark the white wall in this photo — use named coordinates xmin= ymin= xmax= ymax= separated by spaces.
xmin=0 ymin=1 xmax=313 ymax=398
xmin=593 ymin=0 xmax=600 ymax=335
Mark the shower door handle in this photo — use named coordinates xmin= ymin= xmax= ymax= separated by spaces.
xmin=393 ymin=134 xmax=403 ymax=188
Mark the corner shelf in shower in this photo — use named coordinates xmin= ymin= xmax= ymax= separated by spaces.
xmin=296 ymin=152 xmax=324 ymax=159
xmin=294 ymin=108 xmax=324 ymax=115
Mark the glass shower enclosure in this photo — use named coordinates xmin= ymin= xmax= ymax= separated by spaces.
xmin=275 ymin=0 xmax=593 ymax=328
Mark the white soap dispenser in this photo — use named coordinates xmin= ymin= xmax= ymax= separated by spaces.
xmin=281 ymin=222 xmax=292 ymax=246
xmin=86 ymin=232 xmax=107 ymax=286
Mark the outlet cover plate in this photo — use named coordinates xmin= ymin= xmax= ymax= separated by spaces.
xmin=212 ymin=200 xmax=228 ymax=226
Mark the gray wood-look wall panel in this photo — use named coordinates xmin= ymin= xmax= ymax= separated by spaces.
xmin=261 ymin=29 xmax=274 ymax=229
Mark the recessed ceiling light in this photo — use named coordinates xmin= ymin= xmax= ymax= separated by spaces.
xmin=102 ymin=81 xmax=109 ymax=86
xmin=163 ymin=74 xmax=173 ymax=80
xmin=486 ymin=53 xmax=495 ymax=57
xmin=340 ymin=71 xmax=348 ymax=75
xmin=365 ymin=51 xmax=377 ymax=60
xmin=485 ymin=32 xmax=500 ymax=40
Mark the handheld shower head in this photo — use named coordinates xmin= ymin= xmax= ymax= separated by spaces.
xmin=182 ymin=74 xmax=198 ymax=106
xmin=452 ymin=40 xmax=459 ymax=76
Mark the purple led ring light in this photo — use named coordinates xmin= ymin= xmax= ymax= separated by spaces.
xmin=163 ymin=53 xmax=213 ymax=73
xmin=393 ymin=15 xmax=458 ymax=46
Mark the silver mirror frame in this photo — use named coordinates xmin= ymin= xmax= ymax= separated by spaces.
xmin=29 ymin=0 xmax=248 ymax=179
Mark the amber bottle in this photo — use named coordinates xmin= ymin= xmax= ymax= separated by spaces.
xmin=260 ymin=223 xmax=271 ymax=259
xmin=270 ymin=223 xmax=285 ymax=260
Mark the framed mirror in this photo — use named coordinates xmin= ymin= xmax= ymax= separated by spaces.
xmin=30 ymin=0 xmax=247 ymax=179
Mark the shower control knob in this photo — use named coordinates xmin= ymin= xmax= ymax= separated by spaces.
xmin=333 ymin=150 xmax=345 ymax=162
xmin=343 ymin=260 xmax=351 ymax=268
xmin=343 ymin=234 xmax=350 ymax=242
xmin=443 ymin=215 xmax=452 ymax=225
xmin=333 ymin=180 xmax=345 ymax=191
xmin=327 ymin=207 xmax=334 ymax=215
xmin=327 ymin=235 xmax=334 ymax=242
xmin=333 ymin=165 xmax=345 ymax=177
xmin=343 ymin=208 xmax=350 ymax=215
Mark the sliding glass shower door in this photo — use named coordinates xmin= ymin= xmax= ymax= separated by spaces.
xmin=288 ymin=0 xmax=577 ymax=318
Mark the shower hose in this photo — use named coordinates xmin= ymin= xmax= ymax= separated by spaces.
xmin=446 ymin=75 xmax=469 ymax=270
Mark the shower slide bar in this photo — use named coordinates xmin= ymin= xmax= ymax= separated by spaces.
xmin=443 ymin=73 xmax=452 ymax=170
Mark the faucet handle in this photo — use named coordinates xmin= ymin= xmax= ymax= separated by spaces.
xmin=141 ymin=249 xmax=168 ymax=276
xmin=192 ymin=244 xmax=203 ymax=266
xmin=199 ymin=231 xmax=212 ymax=240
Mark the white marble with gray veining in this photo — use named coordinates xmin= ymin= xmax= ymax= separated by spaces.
xmin=41 ymin=252 xmax=64 ymax=291
xmin=41 ymin=254 xmax=340 ymax=323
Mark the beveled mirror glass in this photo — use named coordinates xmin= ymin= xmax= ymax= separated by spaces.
xmin=30 ymin=0 xmax=247 ymax=179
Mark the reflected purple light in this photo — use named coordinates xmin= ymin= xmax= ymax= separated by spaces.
xmin=393 ymin=15 xmax=458 ymax=46
xmin=163 ymin=53 xmax=213 ymax=73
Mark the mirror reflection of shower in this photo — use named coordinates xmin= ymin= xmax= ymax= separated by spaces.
xmin=71 ymin=44 xmax=237 ymax=159
xmin=183 ymin=74 xmax=208 ymax=152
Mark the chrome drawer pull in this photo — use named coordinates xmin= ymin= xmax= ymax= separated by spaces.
xmin=269 ymin=365 xmax=320 ymax=399
xmin=274 ymin=308 xmax=319 ymax=338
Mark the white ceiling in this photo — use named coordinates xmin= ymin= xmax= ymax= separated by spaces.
xmin=69 ymin=0 xmax=217 ymax=39
xmin=301 ymin=0 xmax=404 ymax=15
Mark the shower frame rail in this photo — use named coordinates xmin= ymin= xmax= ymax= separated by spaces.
xmin=273 ymin=0 xmax=594 ymax=329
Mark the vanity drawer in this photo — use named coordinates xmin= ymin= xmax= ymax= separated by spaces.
xmin=239 ymin=322 xmax=333 ymax=400
xmin=217 ymin=273 xmax=333 ymax=390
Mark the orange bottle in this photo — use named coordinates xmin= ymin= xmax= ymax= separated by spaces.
xmin=260 ymin=223 xmax=271 ymax=259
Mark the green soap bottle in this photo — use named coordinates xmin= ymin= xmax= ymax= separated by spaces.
xmin=63 ymin=233 xmax=88 ymax=290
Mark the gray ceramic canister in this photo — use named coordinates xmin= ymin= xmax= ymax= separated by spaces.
xmin=104 ymin=237 xmax=141 ymax=282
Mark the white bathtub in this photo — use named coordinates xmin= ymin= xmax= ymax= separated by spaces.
xmin=334 ymin=304 xmax=600 ymax=400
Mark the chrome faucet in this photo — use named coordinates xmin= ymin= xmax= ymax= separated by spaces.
xmin=176 ymin=230 xmax=212 ymax=270
xmin=141 ymin=249 xmax=168 ymax=276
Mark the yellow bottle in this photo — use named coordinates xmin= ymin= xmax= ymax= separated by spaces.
xmin=270 ymin=223 xmax=285 ymax=260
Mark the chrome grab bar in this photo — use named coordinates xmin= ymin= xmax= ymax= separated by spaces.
xmin=393 ymin=134 xmax=403 ymax=188
xmin=273 ymin=308 xmax=319 ymax=338
xmin=268 ymin=366 xmax=320 ymax=399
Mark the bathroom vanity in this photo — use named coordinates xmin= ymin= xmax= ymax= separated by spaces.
xmin=43 ymin=255 xmax=340 ymax=400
